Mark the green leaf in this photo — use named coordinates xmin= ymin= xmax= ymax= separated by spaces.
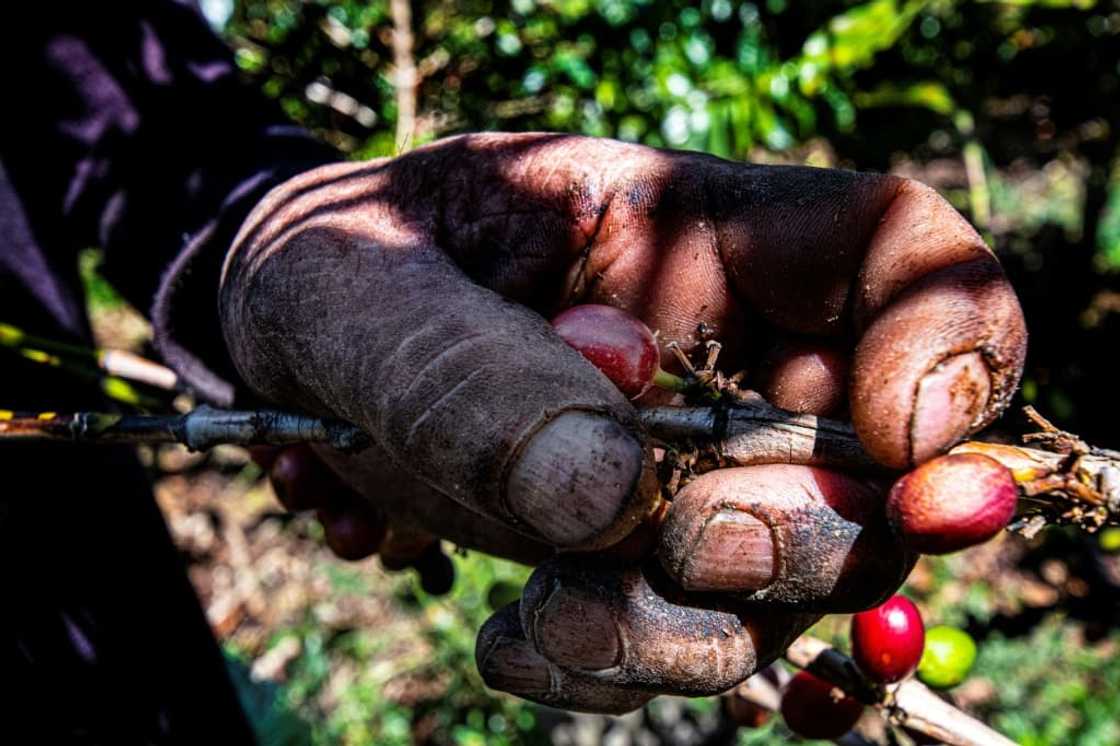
xmin=852 ymin=80 xmax=957 ymax=115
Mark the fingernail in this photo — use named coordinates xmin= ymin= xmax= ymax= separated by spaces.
xmin=911 ymin=352 xmax=991 ymax=464
xmin=507 ymin=411 xmax=646 ymax=548
xmin=680 ymin=512 xmax=776 ymax=592
xmin=533 ymin=586 xmax=622 ymax=671
xmin=478 ymin=636 xmax=553 ymax=696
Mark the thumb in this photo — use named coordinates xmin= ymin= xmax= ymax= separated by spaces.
xmin=221 ymin=221 xmax=658 ymax=550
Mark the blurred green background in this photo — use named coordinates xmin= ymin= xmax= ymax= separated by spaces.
xmin=110 ymin=1 xmax=1120 ymax=744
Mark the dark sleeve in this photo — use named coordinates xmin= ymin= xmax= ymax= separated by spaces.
xmin=1 ymin=0 xmax=338 ymax=405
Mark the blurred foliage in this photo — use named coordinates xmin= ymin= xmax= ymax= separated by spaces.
xmin=970 ymin=617 xmax=1120 ymax=746
xmin=224 ymin=550 xmax=540 ymax=746
xmin=78 ymin=248 xmax=126 ymax=313
xmin=395 ymin=551 xmax=536 ymax=746
xmin=220 ymin=0 xmax=1113 ymax=175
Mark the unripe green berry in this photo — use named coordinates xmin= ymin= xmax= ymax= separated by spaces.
xmin=917 ymin=625 xmax=977 ymax=689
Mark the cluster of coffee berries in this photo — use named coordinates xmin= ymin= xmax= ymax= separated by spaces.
xmin=555 ymin=305 xmax=998 ymax=739
xmin=773 ymin=596 xmax=978 ymax=739
xmin=553 ymin=304 xmax=1020 ymax=557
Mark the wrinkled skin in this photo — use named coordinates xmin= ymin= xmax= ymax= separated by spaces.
xmin=219 ymin=133 xmax=1026 ymax=712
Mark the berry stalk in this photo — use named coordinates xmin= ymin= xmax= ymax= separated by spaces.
xmin=0 ymin=405 xmax=369 ymax=452
xmin=639 ymin=401 xmax=1120 ymax=538
xmin=782 ymin=635 xmax=1015 ymax=746
xmin=3 ymin=400 xmax=1116 ymax=543
xmin=1 ymin=321 xmax=180 ymax=394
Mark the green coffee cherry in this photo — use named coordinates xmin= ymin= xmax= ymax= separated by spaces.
xmin=917 ymin=625 xmax=977 ymax=689
xmin=1099 ymin=527 xmax=1120 ymax=554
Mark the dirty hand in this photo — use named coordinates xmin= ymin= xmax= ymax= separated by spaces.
xmin=218 ymin=133 xmax=1026 ymax=712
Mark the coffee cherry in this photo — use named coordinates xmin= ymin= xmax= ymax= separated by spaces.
xmin=269 ymin=445 xmax=338 ymax=512
xmin=780 ymin=670 xmax=863 ymax=740
xmin=317 ymin=495 xmax=386 ymax=561
xmin=552 ymin=304 xmax=683 ymax=398
xmin=851 ymin=595 xmax=925 ymax=683
xmin=887 ymin=453 xmax=1017 ymax=555
xmin=1099 ymin=527 xmax=1120 ymax=553
xmin=917 ymin=626 xmax=977 ymax=690
xmin=414 ymin=543 xmax=455 ymax=596
xmin=379 ymin=527 xmax=436 ymax=571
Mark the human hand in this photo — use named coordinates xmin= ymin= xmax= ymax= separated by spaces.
xmin=219 ymin=133 xmax=1025 ymax=711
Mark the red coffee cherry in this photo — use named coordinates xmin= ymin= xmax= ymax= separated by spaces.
xmin=552 ymin=304 xmax=675 ymax=399
xmin=414 ymin=543 xmax=455 ymax=596
xmin=887 ymin=453 xmax=1018 ymax=555
xmin=780 ymin=670 xmax=864 ymax=740
xmin=851 ymin=595 xmax=925 ymax=683
xmin=318 ymin=501 xmax=386 ymax=562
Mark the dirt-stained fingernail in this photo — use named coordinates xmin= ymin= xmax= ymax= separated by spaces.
xmin=532 ymin=585 xmax=622 ymax=671
xmin=507 ymin=411 xmax=647 ymax=548
xmin=911 ymin=352 xmax=991 ymax=464
xmin=679 ymin=511 xmax=776 ymax=592
xmin=477 ymin=635 xmax=553 ymax=696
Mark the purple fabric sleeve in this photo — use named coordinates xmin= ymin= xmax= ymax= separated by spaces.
xmin=0 ymin=4 xmax=342 ymax=740
xmin=1 ymin=0 xmax=338 ymax=404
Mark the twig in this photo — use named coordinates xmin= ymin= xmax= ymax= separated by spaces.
xmin=638 ymin=402 xmax=1120 ymax=528
xmin=640 ymin=398 xmax=880 ymax=473
xmin=3 ymin=398 xmax=1116 ymax=527
xmin=784 ymin=636 xmax=1014 ymax=746
xmin=389 ymin=0 xmax=418 ymax=152
xmin=731 ymin=667 xmax=785 ymax=713
xmin=2 ymin=344 xmax=171 ymax=409
xmin=962 ymin=140 xmax=991 ymax=232
xmin=1 ymin=321 xmax=179 ymax=391
xmin=0 ymin=405 xmax=368 ymax=453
